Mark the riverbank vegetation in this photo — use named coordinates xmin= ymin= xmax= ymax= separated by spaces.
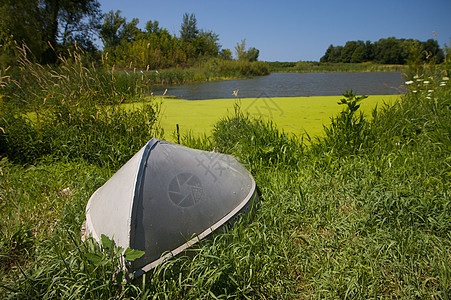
xmin=1 ymin=40 xmax=450 ymax=297
xmin=269 ymin=61 xmax=409 ymax=73
xmin=0 ymin=1 xmax=265 ymax=75
xmin=2 ymin=1 xmax=446 ymax=80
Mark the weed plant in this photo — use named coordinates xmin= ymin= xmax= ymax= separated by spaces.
xmin=211 ymin=102 xmax=303 ymax=169
xmin=0 ymin=49 xmax=450 ymax=298
xmin=310 ymin=90 xmax=374 ymax=156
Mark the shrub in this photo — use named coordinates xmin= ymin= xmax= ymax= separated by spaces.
xmin=0 ymin=46 xmax=163 ymax=168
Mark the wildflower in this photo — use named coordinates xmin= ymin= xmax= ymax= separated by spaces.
xmin=405 ymin=81 xmax=414 ymax=85
xmin=412 ymin=90 xmax=417 ymax=93
xmin=423 ymin=81 xmax=430 ymax=84
xmin=426 ymin=96 xmax=431 ymax=100
xmin=440 ymin=83 xmax=446 ymax=86
xmin=414 ymin=75 xmax=419 ymax=79
xmin=428 ymin=90 xmax=434 ymax=93
xmin=443 ymin=77 xmax=449 ymax=81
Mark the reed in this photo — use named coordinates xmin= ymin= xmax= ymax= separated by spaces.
xmin=269 ymin=61 xmax=409 ymax=73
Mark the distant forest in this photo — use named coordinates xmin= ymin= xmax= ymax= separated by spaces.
xmin=320 ymin=38 xmax=445 ymax=64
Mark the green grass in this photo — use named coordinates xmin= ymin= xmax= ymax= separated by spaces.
xmin=157 ymin=95 xmax=399 ymax=140
xmin=1 ymin=48 xmax=450 ymax=298
xmin=268 ymin=61 xmax=409 ymax=73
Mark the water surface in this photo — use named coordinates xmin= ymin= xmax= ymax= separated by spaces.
xmin=154 ymin=72 xmax=405 ymax=100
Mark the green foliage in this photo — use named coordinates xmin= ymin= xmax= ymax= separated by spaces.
xmin=83 ymin=234 xmax=144 ymax=279
xmin=7 ymin=230 xmax=145 ymax=298
xmin=1 ymin=45 xmax=450 ymax=298
xmin=320 ymin=37 xmax=445 ymax=65
xmin=310 ymin=90 xmax=371 ymax=156
xmin=180 ymin=13 xmax=199 ymax=42
xmin=219 ymin=48 xmax=233 ymax=60
xmin=0 ymin=0 xmax=101 ymax=65
xmin=100 ymin=11 xmax=221 ymax=70
xmin=99 ymin=10 xmax=130 ymax=49
xmin=0 ymin=47 xmax=162 ymax=167
xmin=235 ymin=39 xmax=260 ymax=61
xmin=269 ymin=61 xmax=408 ymax=73
xmin=212 ymin=103 xmax=302 ymax=168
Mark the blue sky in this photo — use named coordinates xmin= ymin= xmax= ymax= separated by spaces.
xmin=96 ymin=0 xmax=451 ymax=62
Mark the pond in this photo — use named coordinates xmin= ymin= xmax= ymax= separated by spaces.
xmin=153 ymin=72 xmax=406 ymax=100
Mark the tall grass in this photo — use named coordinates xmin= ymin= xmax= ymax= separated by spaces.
xmin=269 ymin=61 xmax=408 ymax=73
xmin=95 ymin=58 xmax=270 ymax=88
xmin=0 ymin=49 xmax=450 ymax=298
xmin=0 ymin=46 xmax=163 ymax=168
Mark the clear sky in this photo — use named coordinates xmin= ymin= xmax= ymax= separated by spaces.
xmin=96 ymin=0 xmax=451 ymax=62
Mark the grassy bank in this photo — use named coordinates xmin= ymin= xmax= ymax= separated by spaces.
xmin=268 ymin=61 xmax=409 ymax=73
xmin=0 ymin=50 xmax=450 ymax=298
xmin=157 ymin=95 xmax=399 ymax=140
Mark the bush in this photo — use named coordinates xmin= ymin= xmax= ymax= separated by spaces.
xmin=0 ymin=46 xmax=163 ymax=168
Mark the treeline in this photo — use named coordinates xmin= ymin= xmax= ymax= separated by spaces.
xmin=98 ymin=12 xmax=263 ymax=70
xmin=100 ymin=12 xmax=224 ymax=69
xmin=0 ymin=0 xmax=263 ymax=72
xmin=320 ymin=37 xmax=445 ymax=65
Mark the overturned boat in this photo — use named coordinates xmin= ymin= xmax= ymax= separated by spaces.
xmin=84 ymin=138 xmax=259 ymax=278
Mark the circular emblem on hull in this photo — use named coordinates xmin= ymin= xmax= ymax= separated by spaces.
xmin=168 ymin=173 xmax=204 ymax=207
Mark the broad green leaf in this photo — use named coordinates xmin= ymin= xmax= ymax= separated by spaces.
xmin=101 ymin=234 xmax=114 ymax=250
xmin=85 ymin=253 xmax=103 ymax=266
xmin=124 ymin=248 xmax=145 ymax=261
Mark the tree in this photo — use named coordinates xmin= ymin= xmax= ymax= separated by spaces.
xmin=235 ymin=39 xmax=246 ymax=60
xmin=220 ymin=49 xmax=232 ymax=60
xmin=180 ymin=13 xmax=198 ymax=42
xmin=59 ymin=0 xmax=101 ymax=47
xmin=193 ymin=30 xmax=220 ymax=57
xmin=145 ymin=20 xmax=161 ymax=35
xmin=320 ymin=44 xmax=342 ymax=63
xmin=121 ymin=18 xmax=140 ymax=43
xmin=422 ymin=39 xmax=444 ymax=63
xmin=99 ymin=10 xmax=127 ymax=49
xmin=0 ymin=0 xmax=44 ymax=65
xmin=40 ymin=0 xmax=101 ymax=63
xmin=375 ymin=37 xmax=403 ymax=64
xmin=243 ymin=47 xmax=259 ymax=62
xmin=100 ymin=10 xmax=140 ymax=48
xmin=341 ymin=41 xmax=359 ymax=63
xmin=320 ymin=45 xmax=334 ymax=63
xmin=235 ymin=39 xmax=260 ymax=61
xmin=350 ymin=41 xmax=367 ymax=63
xmin=0 ymin=0 xmax=101 ymax=64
